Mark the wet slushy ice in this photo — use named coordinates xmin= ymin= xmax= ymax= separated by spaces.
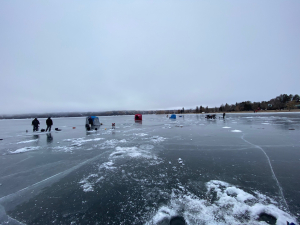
xmin=0 ymin=113 xmax=299 ymax=224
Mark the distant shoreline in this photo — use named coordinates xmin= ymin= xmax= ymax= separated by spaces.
xmin=1 ymin=109 xmax=300 ymax=120
xmin=174 ymin=109 xmax=300 ymax=115
xmin=168 ymin=109 xmax=300 ymax=115
xmin=221 ymin=109 xmax=300 ymax=114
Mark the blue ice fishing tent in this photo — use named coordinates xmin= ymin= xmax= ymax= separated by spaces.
xmin=170 ymin=114 xmax=176 ymax=119
xmin=85 ymin=116 xmax=101 ymax=126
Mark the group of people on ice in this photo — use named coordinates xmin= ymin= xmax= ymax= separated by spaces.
xmin=31 ymin=117 xmax=53 ymax=132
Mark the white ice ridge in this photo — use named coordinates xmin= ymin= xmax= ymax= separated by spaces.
xmin=146 ymin=180 xmax=296 ymax=225
xmin=231 ymin=130 xmax=242 ymax=132
xmin=17 ymin=140 xmax=38 ymax=144
xmin=241 ymin=134 xmax=289 ymax=211
xmin=10 ymin=146 xmax=40 ymax=154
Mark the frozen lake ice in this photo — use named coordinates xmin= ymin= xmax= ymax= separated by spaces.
xmin=0 ymin=113 xmax=299 ymax=224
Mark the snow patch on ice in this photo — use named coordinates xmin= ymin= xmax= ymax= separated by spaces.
xmin=79 ymin=174 xmax=99 ymax=192
xmin=110 ymin=146 xmax=155 ymax=160
xmin=178 ymin=158 xmax=184 ymax=165
xmin=134 ymin=133 xmax=148 ymax=136
xmin=79 ymin=144 xmax=162 ymax=192
xmin=63 ymin=137 xmax=104 ymax=147
xmin=140 ymin=144 xmax=154 ymax=150
xmin=99 ymin=161 xmax=116 ymax=170
xmin=10 ymin=146 xmax=40 ymax=154
xmin=146 ymin=180 xmax=297 ymax=225
xmin=17 ymin=139 xmax=38 ymax=144
xmin=95 ymin=139 xmax=120 ymax=149
xmin=151 ymin=136 xmax=166 ymax=143
xmin=231 ymin=130 xmax=242 ymax=132
xmin=222 ymin=127 xmax=231 ymax=128
xmin=52 ymin=146 xmax=74 ymax=153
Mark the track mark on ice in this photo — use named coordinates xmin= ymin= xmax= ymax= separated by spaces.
xmin=241 ymin=134 xmax=289 ymax=211
xmin=0 ymin=150 xmax=111 ymax=205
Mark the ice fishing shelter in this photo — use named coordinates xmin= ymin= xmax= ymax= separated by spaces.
xmin=134 ymin=114 xmax=142 ymax=120
xmin=85 ymin=116 xmax=101 ymax=130
xmin=170 ymin=114 xmax=176 ymax=119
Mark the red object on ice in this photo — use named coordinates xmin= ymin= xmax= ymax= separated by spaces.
xmin=134 ymin=114 xmax=142 ymax=120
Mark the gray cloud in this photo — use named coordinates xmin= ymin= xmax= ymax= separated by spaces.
xmin=1 ymin=1 xmax=299 ymax=114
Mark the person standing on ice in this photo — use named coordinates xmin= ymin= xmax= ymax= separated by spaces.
xmin=46 ymin=117 xmax=53 ymax=132
xmin=32 ymin=118 xmax=40 ymax=132
xmin=88 ymin=117 xmax=93 ymax=128
xmin=223 ymin=113 xmax=226 ymax=119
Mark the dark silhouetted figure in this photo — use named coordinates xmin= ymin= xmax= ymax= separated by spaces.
xmin=205 ymin=114 xmax=216 ymax=119
xmin=223 ymin=113 xmax=225 ymax=119
xmin=32 ymin=118 xmax=40 ymax=132
xmin=46 ymin=117 xmax=53 ymax=132
xmin=88 ymin=117 xmax=93 ymax=127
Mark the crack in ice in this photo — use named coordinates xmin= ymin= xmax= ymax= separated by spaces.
xmin=241 ymin=134 xmax=289 ymax=211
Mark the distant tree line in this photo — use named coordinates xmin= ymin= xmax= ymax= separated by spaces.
xmin=0 ymin=110 xmax=157 ymax=120
xmin=190 ymin=94 xmax=300 ymax=114
xmin=1 ymin=94 xmax=299 ymax=119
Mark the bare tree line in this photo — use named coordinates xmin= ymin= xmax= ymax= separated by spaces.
xmin=1 ymin=94 xmax=299 ymax=119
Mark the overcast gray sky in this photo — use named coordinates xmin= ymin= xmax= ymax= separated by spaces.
xmin=1 ymin=0 xmax=299 ymax=114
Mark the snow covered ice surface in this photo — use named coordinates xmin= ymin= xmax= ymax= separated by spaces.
xmin=0 ymin=113 xmax=300 ymax=224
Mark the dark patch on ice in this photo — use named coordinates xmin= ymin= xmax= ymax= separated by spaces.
xmin=258 ymin=213 xmax=276 ymax=224
xmin=170 ymin=216 xmax=185 ymax=225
